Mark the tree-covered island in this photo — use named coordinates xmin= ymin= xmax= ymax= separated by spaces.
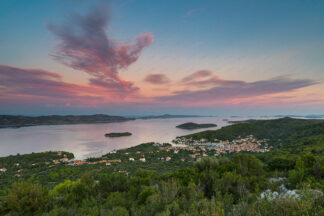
xmin=176 ymin=122 xmax=217 ymax=130
xmin=105 ymin=132 xmax=132 ymax=137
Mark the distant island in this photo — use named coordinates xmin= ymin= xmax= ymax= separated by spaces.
xmin=0 ymin=114 xmax=133 ymax=129
xmin=176 ymin=122 xmax=217 ymax=130
xmin=105 ymin=132 xmax=132 ymax=137
xmin=139 ymin=114 xmax=213 ymax=119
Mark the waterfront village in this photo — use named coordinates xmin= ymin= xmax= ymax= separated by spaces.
xmin=0 ymin=135 xmax=271 ymax=177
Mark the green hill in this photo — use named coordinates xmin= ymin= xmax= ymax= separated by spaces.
xmin=183 ymin=117 xmax=324 ymax=147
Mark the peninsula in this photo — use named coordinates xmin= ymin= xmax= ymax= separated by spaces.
xmin=0 ymin=114 xmax=133 ymax=129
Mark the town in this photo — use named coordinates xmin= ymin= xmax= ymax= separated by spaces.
xmin=173 ymin=134 xmax=271 ymax=155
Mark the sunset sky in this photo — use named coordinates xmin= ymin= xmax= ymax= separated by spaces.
xmin=1 ymin=0 xmax=324 ymax=116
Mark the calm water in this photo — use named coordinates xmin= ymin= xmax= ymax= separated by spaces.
xmin=0 ymin=117 xmax=269 ymax=159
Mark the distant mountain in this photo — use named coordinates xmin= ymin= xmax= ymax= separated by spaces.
xmin=0 ymin=114 xmax=133 ymax=128
xmin=139 ymin=114 xmax=212 ymax=119
xmin=273 ymin=114 xmax=324 ymax=119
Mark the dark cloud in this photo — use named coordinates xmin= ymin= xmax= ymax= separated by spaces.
xmin=180 ymin=70 xmax=244 ymax=88
xmin=181 ymin=70 xmax=212 ymax=83
xmin=144 ymin=73 xmax=170 ymax=85
xmin=159 ymin=75 xmax=318 ymax=104
xmin=47 ymin=7 xmax=153 ymax=96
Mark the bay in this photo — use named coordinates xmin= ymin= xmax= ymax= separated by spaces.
xmin=0 ymin=117 xmax=269 ymax=159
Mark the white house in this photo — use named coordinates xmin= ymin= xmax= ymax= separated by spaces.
xmin=139 ymin=157 xmax=146 ymax=162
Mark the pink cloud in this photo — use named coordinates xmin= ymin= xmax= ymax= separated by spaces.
xmin=158 ymin=74 xmax=319 ymax=106
xmin=0 ymin=64 xmax=110 ymax=107
xmin=47 ymin=7 xmax=153 ymax=97
xmin=144 ymin=73 xmax=170 ymax=85
xmin=0 ymin=64 xmax=319 ymax=111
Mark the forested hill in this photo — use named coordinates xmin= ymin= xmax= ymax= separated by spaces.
xmin=0 ymin=114 xmax=133 ymax=128
xmin=184 ymin=117 xmax=324 ymax=147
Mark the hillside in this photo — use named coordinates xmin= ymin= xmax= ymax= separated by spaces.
xmin=0 ymin=114 xmax=133 ymax=128
xmin=183 ymin=117 xmax=324 ymax=147
xmin=0 ymin=117 xmax=323 ymax=215
xmin=0 ymin=138 xmax=323 ymax=215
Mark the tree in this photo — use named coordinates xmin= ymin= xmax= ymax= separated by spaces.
xmin=6 ymin=181 xmax=48 ymax=215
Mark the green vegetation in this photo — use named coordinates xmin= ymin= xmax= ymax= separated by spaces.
xmin=176 ymin=122 xmax=217 ymax=130
xmin=0 ymin=150 xmax=323 ymax=215
xmin=0 ymin=114 xmax=132 ymax=128
xmin=184 ymin=117 xmax=324 ymax=147
xmin=105 ymin=132 xmax=132 ymax=137
xmin=0 ymin=118 xmax=323 ymax=215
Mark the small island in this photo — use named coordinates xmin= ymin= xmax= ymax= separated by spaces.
xmin=176 ymin=122 xmax=217 ymax=130
xmin=105 ymin=132 xmax=132 ymax=137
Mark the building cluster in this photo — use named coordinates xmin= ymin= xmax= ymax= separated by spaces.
xmin=173 ymin=135 xmax=270 ymax=155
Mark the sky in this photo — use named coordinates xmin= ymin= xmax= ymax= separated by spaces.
xmin=0 ymin=0 xmax=324 ymax=116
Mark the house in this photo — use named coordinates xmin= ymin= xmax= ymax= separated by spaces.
xmin=139 ymin=157 xmax=146 ymax=162
xmin=53 ymin=160 xmax=59 ymax=164
xmin=60 ymin=158 xmax=69 ymax=162
xmin=153 ymin=142 xmax=160 ymax=146
xmin=174 ymin=150 xmax=179 ymax=154
xmin=189 ymin=154 xmax=196 ymax=158
xmin=14 ymin=163 xmax=19 ymax=167
xmin=14 ymin=174 xmax=21 ymax=177
xmin=0 ymin=168 xmax=7 ymax=172
xmin=181 ymin=158 xmax=185 ymax=162
xmin=166 ymin=156 xmax=171 ymax=161
xmin=106 ymin=162 xmax=111 ymax=166
xmin=129 ymin=157 xmax=135 ymax=161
